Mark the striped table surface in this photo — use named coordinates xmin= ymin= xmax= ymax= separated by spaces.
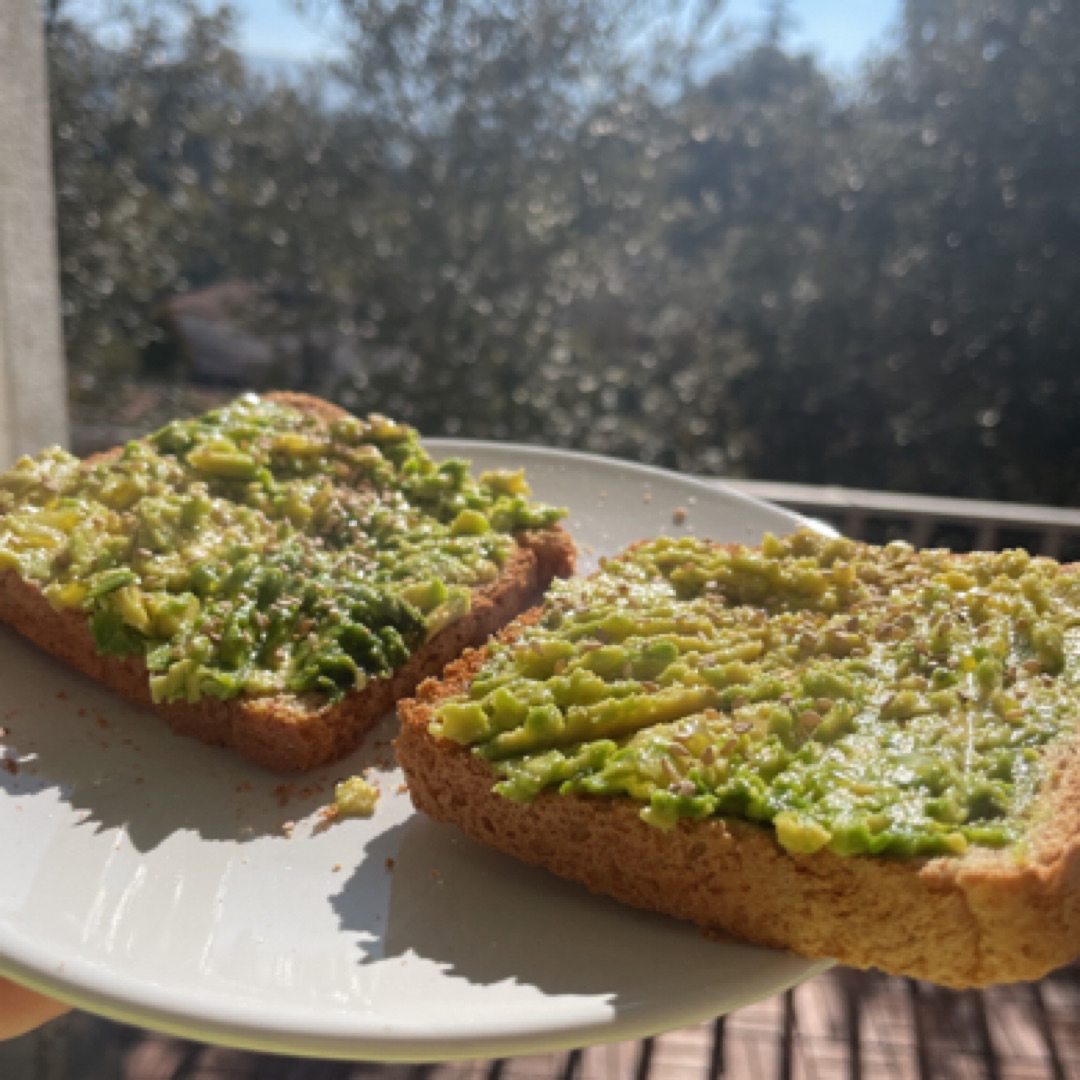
xmin=4 ymin=964 xmax=1078 ymax=1080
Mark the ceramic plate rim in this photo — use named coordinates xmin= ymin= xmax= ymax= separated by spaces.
xmin=0 ymin=440 xmax=833 ymax=1061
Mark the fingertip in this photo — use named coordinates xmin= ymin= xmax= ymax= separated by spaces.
xmin=0 ymin=978 xmax=71 ymax=1040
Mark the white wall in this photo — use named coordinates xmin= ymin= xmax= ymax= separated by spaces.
xmin=0 ymin=1 xmax=68 ymax=466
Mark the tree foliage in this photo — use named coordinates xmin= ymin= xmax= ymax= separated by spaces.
xmin=49 ymin=0 xmax=1080 ymax=503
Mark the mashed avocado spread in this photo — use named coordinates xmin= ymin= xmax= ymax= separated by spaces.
xmin=432 ymin=529 xmax=1080 ymax=858
xmin=0 ymin=395 xmax=563 ymax=705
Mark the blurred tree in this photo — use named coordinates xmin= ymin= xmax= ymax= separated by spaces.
xmin=857 ymin=0 xmax=1080 ymax=503
xmin=620 ymin=0 xmax=1080 ymax=501
xmin=49 ymin=2 xmax=250 ymax=396
xmin=46 ymin=0 xmax=1080 ymax=504
xmin=299 ymin=0 xmax=702 ymax=441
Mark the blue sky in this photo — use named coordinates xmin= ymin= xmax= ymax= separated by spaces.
xmin=236 ymin=0 xmax=901 ymax=69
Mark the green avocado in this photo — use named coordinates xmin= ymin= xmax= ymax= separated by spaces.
xmin=0 ymin=395 xmax=565 ymax=705
xmin=433 ymin=529 xmax=1080 ymax=858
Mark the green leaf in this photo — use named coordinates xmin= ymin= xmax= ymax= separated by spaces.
xmin=89 ymin=607 xmax=145 ymax=657
xmin=87 ymin=568 xmax=137 ymax=600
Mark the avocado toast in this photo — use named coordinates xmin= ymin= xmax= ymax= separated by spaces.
xmin=398 ymin=529 xmax=1080 ymax=987
xmin=0 ymin=393 xmax=575 ymax=770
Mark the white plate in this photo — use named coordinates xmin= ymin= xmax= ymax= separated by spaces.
xmin=0 ymin=442 xmax=831 ymax=1061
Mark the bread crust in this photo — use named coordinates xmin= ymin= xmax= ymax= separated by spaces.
xmin=397 ymin=612 xmax=1080 ymax=989
xmin=0 ymin=393 xmax=575 ymax=771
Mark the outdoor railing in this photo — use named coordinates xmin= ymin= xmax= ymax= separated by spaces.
xmin=725 ymin=480 xmax=1080 ymax=560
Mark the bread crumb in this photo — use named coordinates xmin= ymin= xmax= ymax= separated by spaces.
xmin=643 ymin=492 xmax=653 ymax=503
xmin=673 ymin=507 xmax=688 ymax=524
xmin=385 ymin=857 xmax=395 ymax=872
xmin=274 ymin=782 xmax=297 ymax=808
xmin=282 ymin=820 xmax=295 ymax=837
xmin=332 ymin=863 xmax=342 ymax=872
xmin=396 ymin=783 xmax=409 ymax=794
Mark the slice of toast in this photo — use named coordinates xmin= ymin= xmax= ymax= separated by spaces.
xmin=0 ymin=392 xmax=575 ymax=771
xmin=397 ymin=532 xmax=1080 ymax=988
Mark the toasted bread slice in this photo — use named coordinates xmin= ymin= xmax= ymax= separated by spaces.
xmin=0 ymin=393 xmax=575 ymax=771
xmin=397 ymin=533 xmax=1080 ymax=988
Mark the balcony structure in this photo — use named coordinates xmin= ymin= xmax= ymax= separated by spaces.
xmin=726 ymin=481 xmax=1080 ymax=562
